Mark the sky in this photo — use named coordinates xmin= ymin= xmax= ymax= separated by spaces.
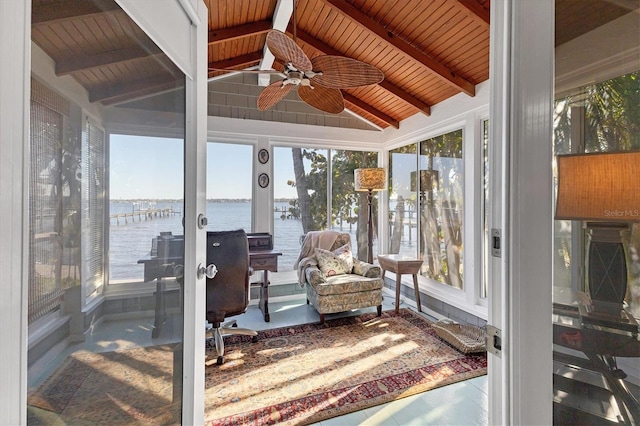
xmin=109 ymin=134 xmax=298 ymax=199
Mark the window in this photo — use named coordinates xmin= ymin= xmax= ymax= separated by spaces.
xmin=273 ymin=147 xmax=327 ymax=269
xmin=206 ymin=142 xmax=253 ymax=232
xmin=108 ymin=135 xmax=184 ymax=283
xmin=388 ymin=143 xmax=419 ymax=258
xmin=330 ymin=150 xmax=378 ymax=261
xmin=272 ymin=146 xmax=378 ymax=270
xmin=419 ymin=130 xmax=464 ymax=289
xmin=481 ymin=119 xmax=490 ymax=298
xmin=387 ymin=129 xmax=465 ymax=290
xmin=28 ymin=79 xmax=73 ymax=322
xmin=83 ymin=119 xmax=106 ymax=300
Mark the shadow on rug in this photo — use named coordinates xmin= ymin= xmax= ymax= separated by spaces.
xmin=27 ymin=344 xmax=181 ymax=425
xmin=204 ymin=308 xmax=487 ymax=425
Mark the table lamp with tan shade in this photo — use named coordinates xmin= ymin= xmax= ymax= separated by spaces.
xmin=555 ymin=151 xmax=640 ymax=314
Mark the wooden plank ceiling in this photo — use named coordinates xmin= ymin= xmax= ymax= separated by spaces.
xmin=31 ymin=0 xmax=184 ymax=106
xmin=206 ymin=0 xmax=490 ymax=129
xmin=30 ymin=0 xmax=638 ymax=131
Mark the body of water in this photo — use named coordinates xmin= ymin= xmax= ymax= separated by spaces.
xmin=109 ymin=201 xmax=314 ymax=281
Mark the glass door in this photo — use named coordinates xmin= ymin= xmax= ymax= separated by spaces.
xmin=552 ymin=2 xmax=640 ymax=423
xmin=27 ymin=1 xmax=188 ymax=423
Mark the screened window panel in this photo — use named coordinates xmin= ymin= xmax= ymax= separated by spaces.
xmin=29 ymin=101 xmax=65 ymax=323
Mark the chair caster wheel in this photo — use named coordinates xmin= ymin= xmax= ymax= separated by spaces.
xmin=216 ymin=356 xmax=224 ymax=365
xmin=251 ymin=336 xmax=258 ymax=343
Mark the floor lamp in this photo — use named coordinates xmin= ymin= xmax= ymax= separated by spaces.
xmin=354 ymin=168 xmax=386 ymax=264
xmin=555 ymin=151 xmax=640 ymax=314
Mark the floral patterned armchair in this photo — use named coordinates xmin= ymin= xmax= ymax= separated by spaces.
xmin=298 ymin=231 xmax=383 ymax=324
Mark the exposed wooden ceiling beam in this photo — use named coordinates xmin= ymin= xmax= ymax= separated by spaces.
xmin=259 ymin=0 xmax=293 ymax=86
xmin=55 ymin=47 xmax=162 ymax=76
xmin=89 ymin=74 xmax=180 ymax=104
xmin=207 ymin=51 xmax=263 ymax=77
xmin=455 ymin=0 xmax=490 ymax=28
xmin=344 ymin=94 xmax=399 ymax=129
xmin=32 ymin=0 xmax=120 ymax=25
xmin=288 ymin=24 xmax=431 ymax=116
xmin=378 ymin=81 xmax=431 ymax=116
xmin=319 ymin=0 xmax=476 ymax=97
xmin=208 ymin=20 xmax=272 ymax=45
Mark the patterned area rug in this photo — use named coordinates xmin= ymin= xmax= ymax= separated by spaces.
xmin=27 ymin=309 xmax=486 ymax=425
xmin=204 ymin=309 xmax=486 ymax=425
xmin=28 ymin=344 xmax=180 ymax=425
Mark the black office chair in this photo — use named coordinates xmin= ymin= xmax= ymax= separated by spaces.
xmin=205 ymin=229 xmax=257 ymax=365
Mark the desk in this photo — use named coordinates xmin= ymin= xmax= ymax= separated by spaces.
xmin=249 ymin=249 xmax=282 ymax=322
xmin=137 ymin=257 xmax=182 ymax=338
xmin=378 ymin=255 xmax=423 ymax=313
xmin=139 ymin=239 xmax=281 ymax=332
xmin=553 ymin=287 xmax=639 ymax=424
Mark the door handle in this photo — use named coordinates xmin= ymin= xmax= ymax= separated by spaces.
xmin=197 ymin=263 xmax=217 ymax=280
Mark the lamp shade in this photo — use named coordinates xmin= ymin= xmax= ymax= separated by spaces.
xmin=354 ymin=168 xmax=386 ymax=192
xmin=555 ymin=151 xmax=640 ymax=222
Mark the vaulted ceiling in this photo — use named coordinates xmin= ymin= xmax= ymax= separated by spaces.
xmin=205 ymin=0 xmax=490 ymax=130
xmin=30 ymin=0 xmax=640 ymax=131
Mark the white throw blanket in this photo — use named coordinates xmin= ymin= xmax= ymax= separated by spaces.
xmin=294 ymin=230 xmax=340 ymax=286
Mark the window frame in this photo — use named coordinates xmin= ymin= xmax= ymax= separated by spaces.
xmin=384 ymin=109 xmax=489 ymax=319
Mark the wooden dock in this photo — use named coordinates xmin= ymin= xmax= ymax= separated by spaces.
xmin=110 ymin=208 xmax=179 ymax=225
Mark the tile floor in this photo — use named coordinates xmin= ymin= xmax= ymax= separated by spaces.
xmin=28 ymin=294 xmax=489 ymax=425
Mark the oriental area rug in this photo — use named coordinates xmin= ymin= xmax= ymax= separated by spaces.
xmin=27 ymin=309 xmax=486 ymax=425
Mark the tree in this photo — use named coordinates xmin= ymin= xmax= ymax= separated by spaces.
xmin=585 ymin=72 xmax=640 ymax=152
xmin=292 ymin=148 xmax=314 ymax=232
xmin=289 ymin=148 xmax=378 ymax=260
xmin=419 ymin=130 xmax=464 ymax=288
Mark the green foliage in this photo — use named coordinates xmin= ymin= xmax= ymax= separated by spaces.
xmin=585 ymin=72 xmax=640 ymax=151
xmin=555 ymin=71 xmax=640 ymax=153
xmin=290 ymin=149 xmax=378 ymax=232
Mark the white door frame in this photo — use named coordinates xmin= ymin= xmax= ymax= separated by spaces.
xmin=488 ymin=1 xmax=554 ymax=424
xmin=181 ymin=0 xmax=209 ymax=423
xmin=0 ymin=1 xmax=31 ymax=423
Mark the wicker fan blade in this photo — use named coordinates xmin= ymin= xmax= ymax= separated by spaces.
xmin=298 ymin=85 xmax=344 ymax=114
xmin=266 ymin=30 xmax=312 ymax=72
xmin=257 ymin=81 xmax=294 ymax=111
xmin=310 ymin=56 xmax=384 ymax=89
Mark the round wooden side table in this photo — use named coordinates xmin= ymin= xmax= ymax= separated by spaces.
xmin=377 ymin=254 xmax=424 ymax=313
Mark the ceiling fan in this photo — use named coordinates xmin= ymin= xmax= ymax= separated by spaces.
xmin=256 ymin=29 xmax=384 ymax=114
xmin=209 ymin=29 xmax=384 ymax=114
